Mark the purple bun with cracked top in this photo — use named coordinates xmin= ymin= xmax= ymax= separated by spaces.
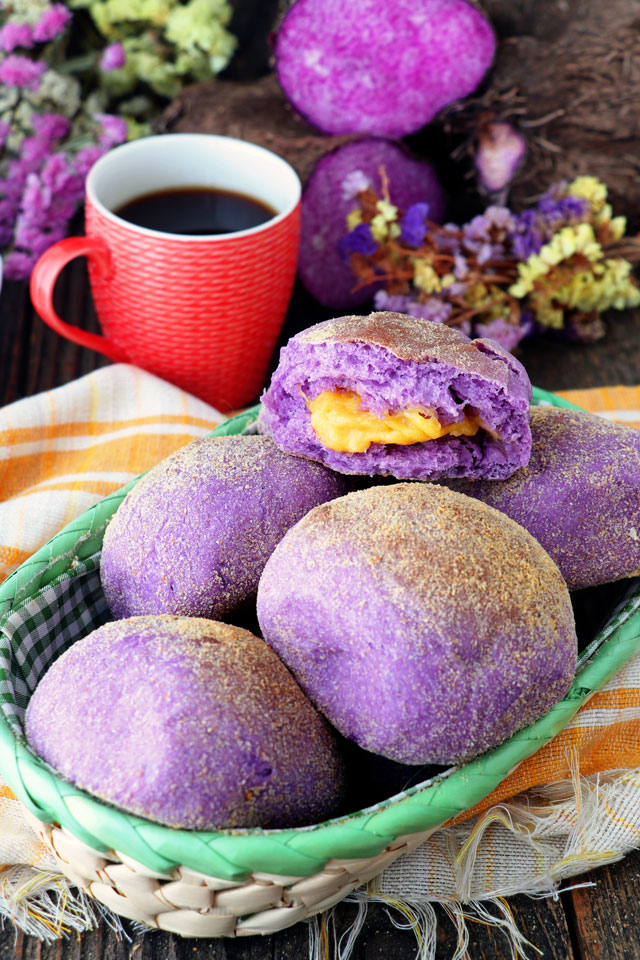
xmin=259 ymin=312 xmax=532 ymax=481
xmin=100 ymin=434 xmax=348 ymax=621
xmin=25 ymin=616 xmax=345 ymax=829
xmin=445 ymin=404 xmax=640 ymax=590
xmin=257 ymin=483 xmax=578 ymax=765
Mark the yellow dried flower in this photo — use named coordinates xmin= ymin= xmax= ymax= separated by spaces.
xmin=533 ymin=299 xmax=564 ymax=329
xmin=568 ymin=176 xmax=608 ymax=212
xmin=609 ymin=216 xmax=627 ymax=241
xmin=465 ymin=282 xmax=489 ymax=306
xmin=370 ymin=214 xmax=389 ymax=242
xmin=346 ymin=208 xmax=362 ymax=231
xmin=509 ymin=255 xmax=548 ymax=298
xmin=375 ymin=199 xmax=398 ymax=222
xmin=552 ymin=260 xmax=640 ymax=314
xmin=510 ymin=224 xmax=602 ymax=299
xmin=413 ymin=260 xmax=442 ymax=294
xmin=596 ymin=203 xmax=613 ymax=225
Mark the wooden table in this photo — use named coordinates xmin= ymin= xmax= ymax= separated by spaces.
xmin=1 ymin=266 xmax=639 ymax=960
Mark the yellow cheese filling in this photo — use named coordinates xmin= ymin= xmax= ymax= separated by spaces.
xmin=307 ymin=390 xmax=480 ymax=454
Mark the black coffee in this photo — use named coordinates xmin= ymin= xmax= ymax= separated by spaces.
xmin=114 ymin=187 xmax=276 ymax=236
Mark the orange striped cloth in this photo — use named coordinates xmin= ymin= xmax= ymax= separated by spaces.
xmin=0 ymin=369 xmax=638 ymax=940
xmin=0 ymin=364 xmax=223 ymax=583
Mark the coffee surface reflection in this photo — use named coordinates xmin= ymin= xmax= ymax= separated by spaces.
xmin=115 ymin=187 xmax=276 ymax=236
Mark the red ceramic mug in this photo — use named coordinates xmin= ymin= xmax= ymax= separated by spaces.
xmin=30 ymin=134 xmax=301 ymax=411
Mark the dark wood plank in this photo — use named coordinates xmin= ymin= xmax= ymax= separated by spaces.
xmin=0 ymin=280 xmax=32 ymax=406
xmin=453 ymin=893 xmax=575 ymax=960
xmin=519 ymin=309 xmax=640 ymax=391
xmin=0 ymin=893 xmax=578 ymax=960
xmin=566 ymin=848 xmax=640 ymax=960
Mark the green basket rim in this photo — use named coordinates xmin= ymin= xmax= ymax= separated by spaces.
xmin=1 ymin=386 xmax=638 ymax=881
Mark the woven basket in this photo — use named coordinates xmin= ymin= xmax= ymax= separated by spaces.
xmin=1 ymin=387 xmax=639 ymax=937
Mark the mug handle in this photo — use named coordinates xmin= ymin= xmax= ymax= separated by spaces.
xmin=30 ymin=237 xmax=127 ymax=362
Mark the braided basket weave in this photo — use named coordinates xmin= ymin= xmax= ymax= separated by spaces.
xmin=1 ymin=387 xmax=640 ymax=937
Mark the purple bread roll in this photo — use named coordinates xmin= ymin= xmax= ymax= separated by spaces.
xmin=25 ymin=616 xmax=345 ymax=830
xmin=445 ymin=405 xmax=640 ymax=590
xmin=259 ymin=312 xmax=533 ymax=481
xmin=101 ymin=435 xmax=348 ymax=620
xmin=257 ymin=484 xmax=577 ymax=765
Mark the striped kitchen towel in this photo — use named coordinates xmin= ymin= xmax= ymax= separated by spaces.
xmin=0 ymin=364 xmax=223 ymax=583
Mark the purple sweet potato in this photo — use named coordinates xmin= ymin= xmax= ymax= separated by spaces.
xmin=275 ymin=0 xmax=496 ymax=138
xmin=299 ymin=138 xmax=445 ymax=308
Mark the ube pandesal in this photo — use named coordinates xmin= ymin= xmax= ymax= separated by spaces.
xmin=447 ymin=405 xmax=640 ymax=590
xmin=25 ymin=616 xmax=345 ymax=830
xmin=257 ymin=484 xmax=578 ymax=765
xmin=259 ymin=312 xmax=532 ymax=481
xmin=100 ymin=435 xmax=348 ymax=620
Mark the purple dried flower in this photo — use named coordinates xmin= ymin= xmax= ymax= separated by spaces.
xmin=475 ymin=315 xmax=532 ymax=352
xmin=19 ymin=135 xmax=50 ymax=170
xmin=463 ymin=206 xmax=515 ymax=260
xmin=99 ymin=42 xmax=126 ymax=72
xmin=31 ymin=112 xmax=71 ymax=147
xmin=410 ymin=299 xmax=454 ymax=324
xmin=373 ymin=291 xmax=414 ymax=314
xmin=538 ymin=193 xmax=589 ymax=224
xmin=373 ymin=290 xmax=453 ymax=325
xmin=400 ymin=202 xmax=430 ymax=247
xmin=40 ymin=153 xmax=84 ymax=210
xmin=0 ymin=22 xmax=35 ymax=52
xmin=0 ymin=55 xmax=46 ymax=94
xmin=340 ymin=170 xmax=372 ymax=201
xmin=509 ymin=209 xmax=544 ymax=259
xmin=32 ymin=4 xmax=72 ymax=43
xmin=72 ymin=146 xmax=106 ymax=178
xmin=485 ymin=205 xmax=517 ymax=231
xmin=433 ymin=226 xmax=461 ymax=256
xmin=96 ymin=113 xmax=128 ymax=148
xmin=3 ymin=250 xmax=37 ymax=280
xmin=508 ymin=186 xmax=591 ymax=261
xmin=0 ymin=55 xmax=47 ymax=91
xmin=447 ymin=280 xmax=468 ymax=298
xmin=476 ymin=242 xmax=493 ymax=265
xmin=337 ymin=223 xmax=377 ymax=262
xmin=453 ymin=253 xmax=468 ymax=279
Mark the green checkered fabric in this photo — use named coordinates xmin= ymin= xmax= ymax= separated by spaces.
xmin=0 ymin=558 xmax=110 ymax=739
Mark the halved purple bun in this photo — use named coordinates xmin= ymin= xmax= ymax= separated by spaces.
xmin=25 ymin=617 xmax=345 ymax=829
xmin=275 ymin=0 xmax=495 ymax=137
xmin=101 ymin=435 xmax=348 ymax=620
xmin=446 ymin=405 xmax=640 ymax=590
xmin=259 ymin=312 xmax=532 ymax=481
xmin=257 ymin=484 xmax=577 ymax=765
xmin=299 ymin=139 xmax=445 ymax=309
